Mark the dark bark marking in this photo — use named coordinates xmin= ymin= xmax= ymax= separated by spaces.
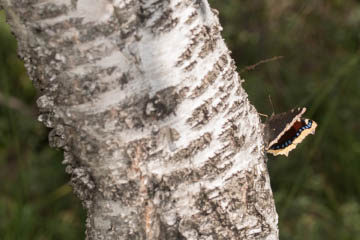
xmin=144 ymin=86 xmax=179 ymax=120
xmin=191 ymin=170 xmax=272 ymax=239
xmin=187 ymin=100 xmax=212 ymax=128
xmin=62 ymin=152 xmax=95 ymax=206
xmin=159 ymin=222 xmax=186 ymax=240
xmin=175 ymin=25 xmax=202 ymax=67
xmin=190 ymin=53 xmax=229 ymax=99
xmin=184 ymin=11 xmax=198 ymax=25
xmin=219 ymin=119 xmax=246 ymax=151
xmin=198 ymin=25 xmax=221 ymax=59
xmin=184 ymin=60 xmax=197 ymax=72
xmin=176 ymin=25 xmax=220 ymax=68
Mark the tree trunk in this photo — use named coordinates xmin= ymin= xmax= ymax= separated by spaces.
xmin=0 ymin=0 xmax=279 ymax=239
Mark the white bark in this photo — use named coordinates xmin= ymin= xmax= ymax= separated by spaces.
xmin=0 ymin=0 xmax=279 ymax=239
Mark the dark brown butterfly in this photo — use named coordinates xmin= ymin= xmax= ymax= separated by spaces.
xmin=264 ymin=107 xmax=317 ymax=156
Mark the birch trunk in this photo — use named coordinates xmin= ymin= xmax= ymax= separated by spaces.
xmin=0 ymin=0 xmax=279 ymax=239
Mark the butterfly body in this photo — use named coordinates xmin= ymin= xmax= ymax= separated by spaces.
xmin=264 ymin=107 xmax=317 ymax=156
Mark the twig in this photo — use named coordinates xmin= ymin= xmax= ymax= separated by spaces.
xmin=240 ymin=56 xmax=284 ymax=74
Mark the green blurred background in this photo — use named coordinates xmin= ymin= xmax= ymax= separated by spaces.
xmin=1 ymin=0 xmax=360 ymax=239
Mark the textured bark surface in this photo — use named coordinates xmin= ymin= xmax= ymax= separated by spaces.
xmin=0 ymin=0 xmax=279 ymax=239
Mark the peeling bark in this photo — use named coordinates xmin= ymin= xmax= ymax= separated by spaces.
xmin=0 ymin=0 xmax=279 ymax=239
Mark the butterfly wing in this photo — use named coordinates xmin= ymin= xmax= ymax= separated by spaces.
xmin=264 ymin=107 xmax=306 ymax=149
xmin=266 ymin=118 xmax=317 ymax=156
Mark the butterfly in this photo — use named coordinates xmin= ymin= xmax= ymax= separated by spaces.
xmin=264 ymin=107 xmax=317 ymax=156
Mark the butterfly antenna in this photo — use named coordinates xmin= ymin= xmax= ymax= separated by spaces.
xmin=268 ymin=95 xmax=275 ymax=114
